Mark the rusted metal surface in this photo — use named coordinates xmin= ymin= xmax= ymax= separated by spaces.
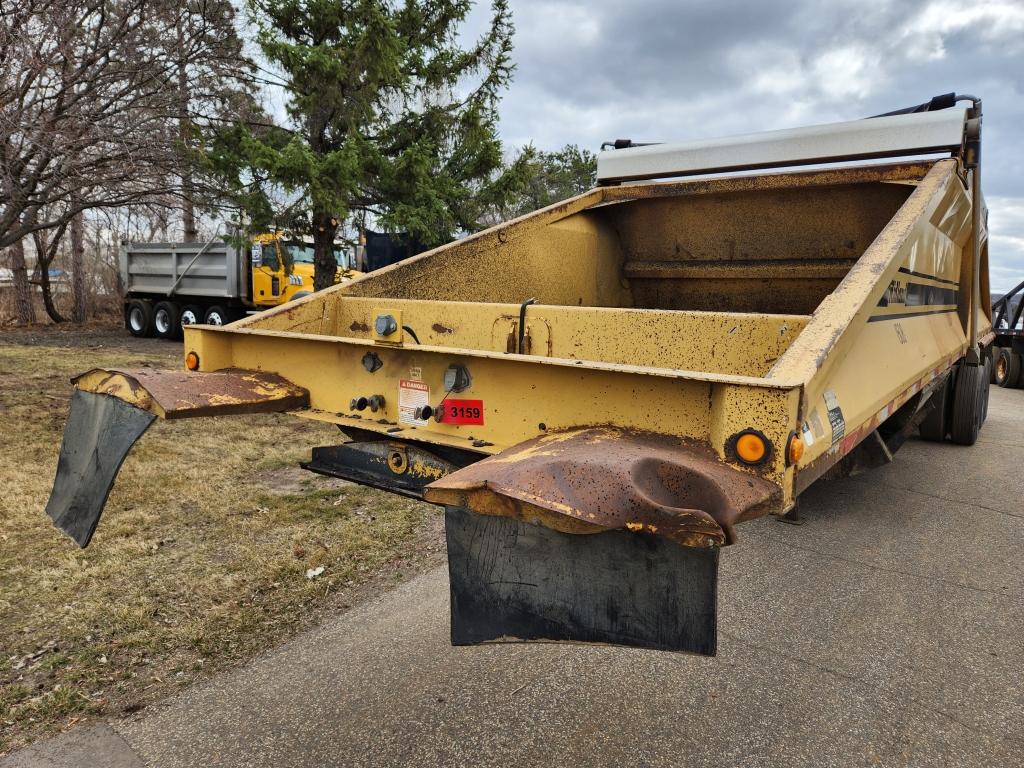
xmin=303 ymin=439 xmax=461 ymax=498
xmin=424 ymin=428 xmax=780 ymax=548
xmin=72 ymin=368 xmax=308 ymax=420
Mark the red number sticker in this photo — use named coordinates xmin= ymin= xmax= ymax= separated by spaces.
xmin=441 ymin=399 xmax=484 ymax=425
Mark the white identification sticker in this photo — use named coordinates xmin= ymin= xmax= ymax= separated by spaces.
xmin=399 ymin=379 xmax=429 ymax=426
xmin=823 ymin=390 xmax=845 ymax=445
xmin=801 ymin=422 xmax=815 ymax=448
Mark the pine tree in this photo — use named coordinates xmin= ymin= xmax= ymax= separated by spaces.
xmin=212 ymin=0 xmax=525 ymax=290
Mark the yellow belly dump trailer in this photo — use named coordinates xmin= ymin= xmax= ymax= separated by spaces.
xmin=46 ymin=97 xmax=994 ymax=655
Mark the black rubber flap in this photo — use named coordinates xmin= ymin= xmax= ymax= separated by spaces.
xmin=45 ymin=390 xmax=157 ymax=547
xmin=445 ymin=506 xmax=719 ymax=655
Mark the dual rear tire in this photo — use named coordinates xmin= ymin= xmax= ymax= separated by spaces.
xmin=153 ymin=301 xmax=181 ymax=340
xmin=179 ymin=304 xmax=203 ymax=330
xmin=125 ymin=300 xmax=152 ymax=337
xmin=201 ymin=305 xmax=232 ymax=326
xmin=920 ymin=356 xmax=991 ymax=445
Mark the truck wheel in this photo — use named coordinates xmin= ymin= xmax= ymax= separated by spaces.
xmin=152 ymin=301 xmax=180 ymax=340
xmin=995 ymin=348 xmax=1021 ymax=388
xmin=125 ymin=300 xmax=153 ymax=337
xmin=203 ymin=305 xmax=231 ymax=326
xmin=180 ymin=305 xmax=202 ymax=329
xmin=949 ymin=361 xmax=985 ymax=446
xmin=919 ymin=373 xmax=951 ymax=442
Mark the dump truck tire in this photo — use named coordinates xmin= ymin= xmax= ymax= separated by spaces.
xmin=949 ymin=362 xmax=985 ymax=446
xmin=919 ymin=374 xmax=951 ymax=442
xmin=203 ymin=305 xmax=231 ymax=326
xmin=125 ymin=300 xmax=153 ymax=337
xmin=995 ymin=348 xmax=1021 ymax=388
xmin=153 ymin=301 xmax=180 ymax=340
xmin=180 ymin=304 xmax=202 ymax=329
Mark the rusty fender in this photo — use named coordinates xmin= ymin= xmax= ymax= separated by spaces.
xmin=424 ymin=427 xmax=780 ymax=548
xmin=71 ymin=367 xmax=308 ymax=419
xmin=46 ymin=368 xmax=308 ymax=547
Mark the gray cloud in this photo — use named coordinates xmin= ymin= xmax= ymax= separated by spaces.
xmin=477 ymin=0 xmax=1024 ymax=290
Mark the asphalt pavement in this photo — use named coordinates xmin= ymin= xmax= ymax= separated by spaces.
xmin=7 ymin=387 xmax=1023 ymax=768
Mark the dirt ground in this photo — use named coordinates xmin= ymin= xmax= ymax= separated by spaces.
xmin=0 ymin=322 xmax=446 ymax=755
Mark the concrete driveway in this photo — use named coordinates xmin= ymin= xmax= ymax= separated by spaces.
xmin=7 ymin=388 xmax=1023 ymax=768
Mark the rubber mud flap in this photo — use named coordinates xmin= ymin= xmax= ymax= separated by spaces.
xmin=45 ymin=390 xmax=157 ymax=547
xmin=444 ymin=506 xmax=719 ymax=655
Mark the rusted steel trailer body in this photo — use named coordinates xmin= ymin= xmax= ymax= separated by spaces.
xmin=45 ymin=97 xmax=993 ymax=655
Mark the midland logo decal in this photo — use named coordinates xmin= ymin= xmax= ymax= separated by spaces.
xmin=879 ymin=279 xmax=908 ymax=307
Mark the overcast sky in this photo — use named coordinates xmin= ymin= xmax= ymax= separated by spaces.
xmin=466 ymin=0 xmax=1024 ymax=292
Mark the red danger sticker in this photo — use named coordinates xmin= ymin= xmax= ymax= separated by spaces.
xmin=441 ymin=399 xmax=484 ymax=425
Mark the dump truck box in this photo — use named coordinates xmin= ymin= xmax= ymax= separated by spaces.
xmin=122 ymin=241 xmax=248 ymax=301
xmin=46 ymin=97 xmax=993 ymax=655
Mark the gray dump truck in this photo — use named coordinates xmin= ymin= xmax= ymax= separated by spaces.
xmin=121 ymin=235 xmax=358 ymax=339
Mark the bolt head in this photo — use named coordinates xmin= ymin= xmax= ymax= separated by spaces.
xmin=375 ymin=314 xmax=398 ymax=336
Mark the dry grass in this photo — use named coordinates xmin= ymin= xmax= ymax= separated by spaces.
xmin=0 ymin=330 xmax=441 ymax=754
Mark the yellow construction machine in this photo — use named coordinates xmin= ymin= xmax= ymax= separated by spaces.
xmin=46 ymin=94 xmax=994 ymax=655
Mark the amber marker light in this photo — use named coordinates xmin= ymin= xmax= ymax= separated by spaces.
xmin=732 ymin=429 xmax=771 ymax=465
xmin=786 ymin=432 xmax=805 ymax=466
xmin=185 ymin=351 xmax=200 ymax=371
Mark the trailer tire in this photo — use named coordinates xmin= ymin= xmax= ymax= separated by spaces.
xmin=125 ymin=300 xmax=153 ymax=337
xmin=203 ymin=305 xmax=231 ymax=326
xmin=919 ymin=373 xmax=951 ymax=442
xmin=995 ymin=348 xmax=1020 ymax=388
xmin=982 ymin=356 xmax=992 ymax=422
xmin=179 ymin=304 xmax=203 ymax=329
xmin=949 ymin=361 xmax=985 ymax=446
xmin=153 ymin=301 xmax=180 ymax=340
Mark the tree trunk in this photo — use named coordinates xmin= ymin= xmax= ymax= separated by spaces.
xmin=71 ymin=210 xmax=87 ymax=322
xmin=8 ymin=236 xmax=36 ymax=324
xmin=39 ymin=266 xmax=65 ymax=323
xmin=177 ymin=22 xmax=198 ymax=242
xmin=32 ymin=229 xmax=66 ymax=323
xmin=312 ymin=211 xmax=339 ymax=291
